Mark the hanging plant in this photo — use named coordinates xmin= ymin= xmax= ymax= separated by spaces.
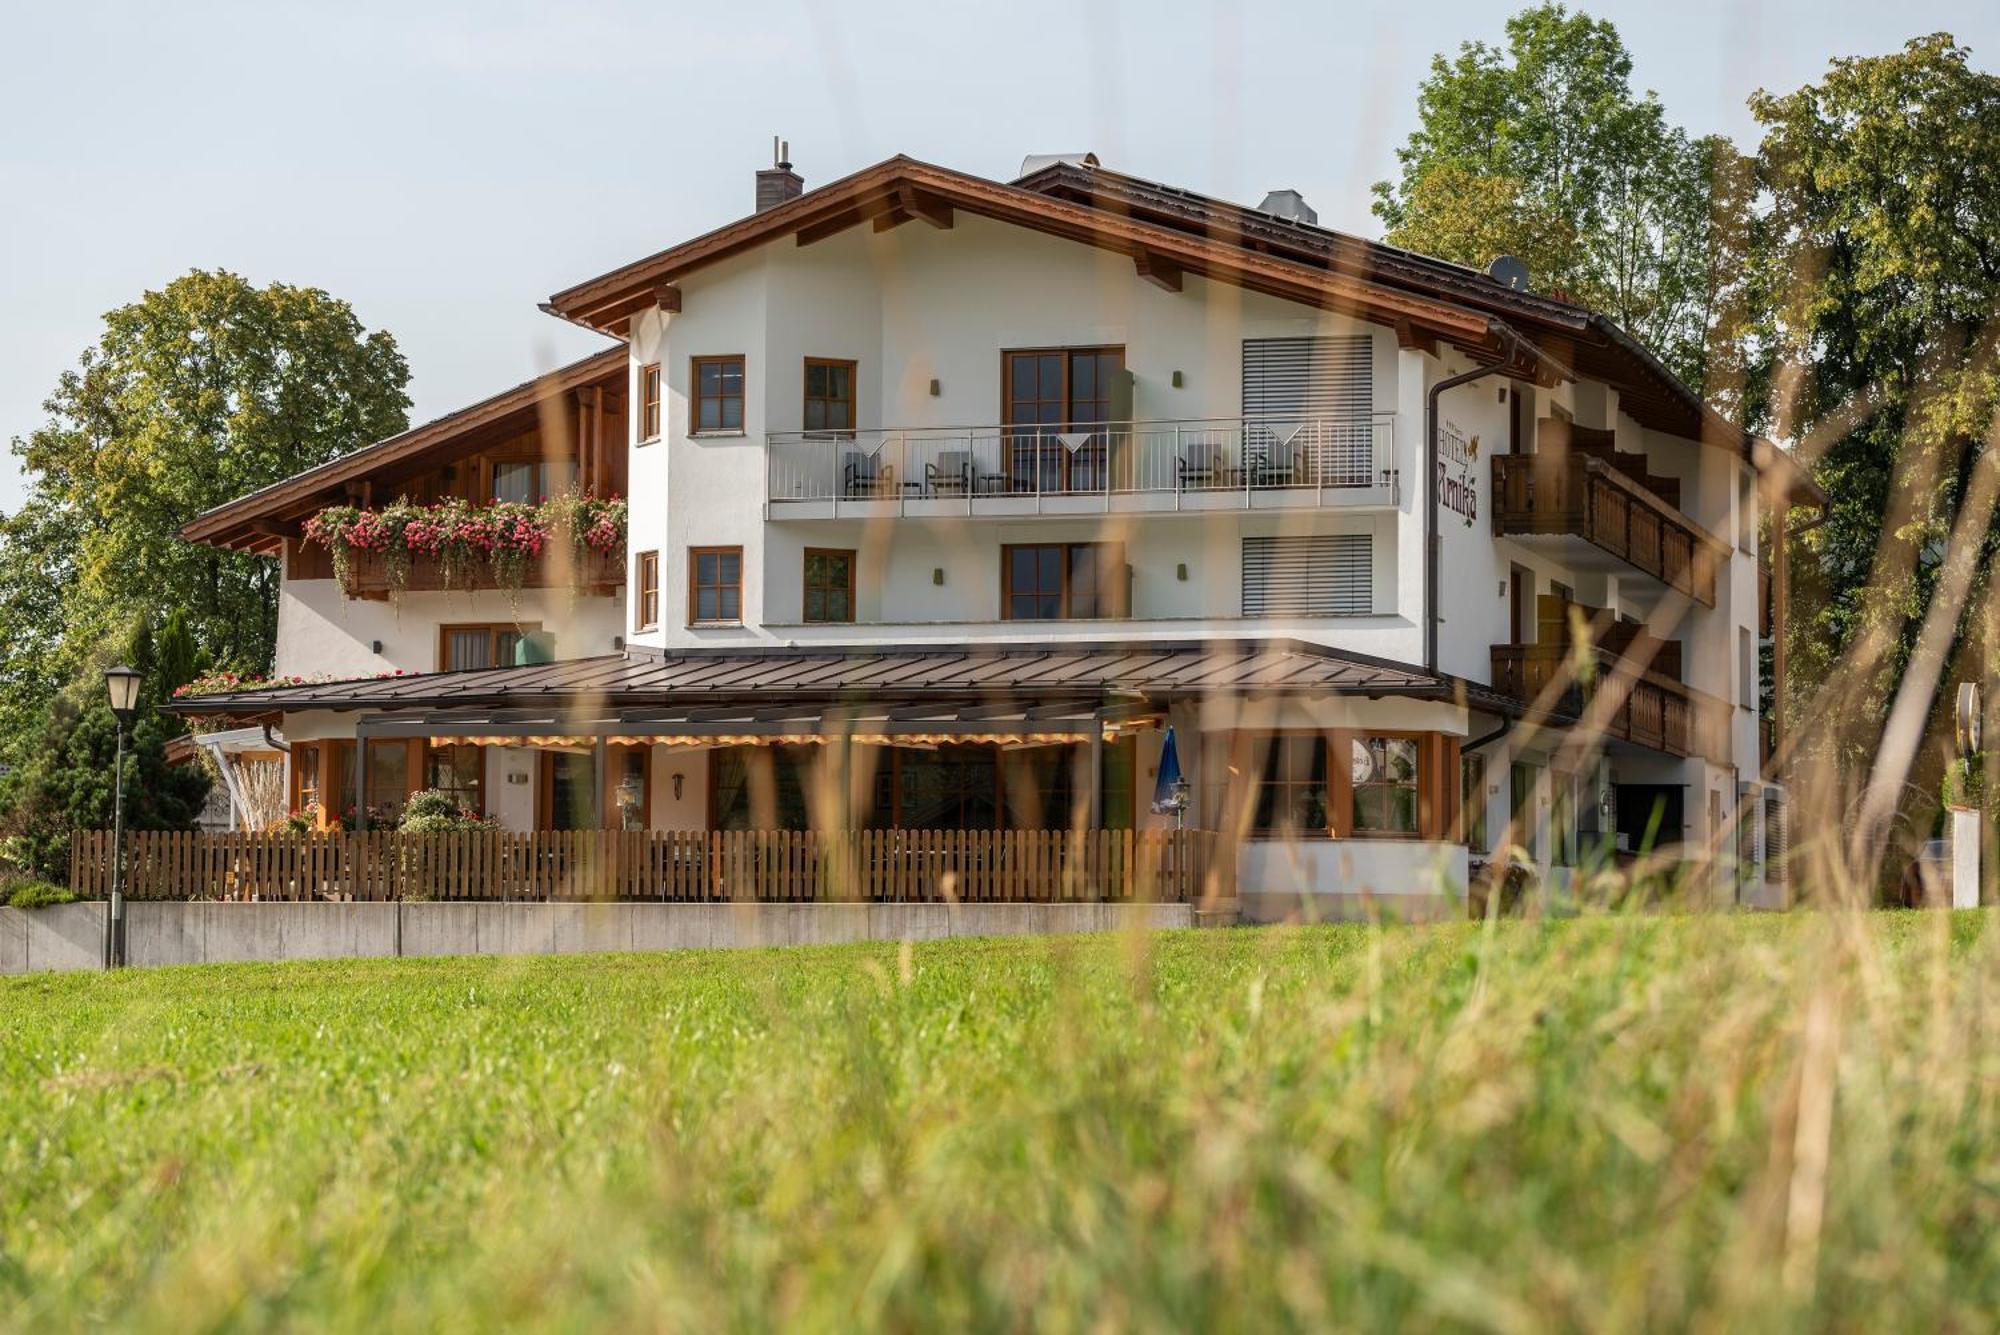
xmin=302 ymin=493 xmax=626 ymax=603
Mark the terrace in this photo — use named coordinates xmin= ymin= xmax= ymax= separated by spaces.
xmin=765 ymin=414 xmax=1399 ymax=518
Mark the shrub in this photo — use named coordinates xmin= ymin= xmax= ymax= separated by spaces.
xmin=398 ymin=789 xmax=497 ymax=834
xmin=5 ymin=879 xmax=78 ymax=909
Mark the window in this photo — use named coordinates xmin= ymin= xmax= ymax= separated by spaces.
xmin=1550 ymin=769 xmax=1578 ymax=866
xmin=1002 ymin=347 xmax=1126 ymax=491
xmin=440 ymin=623 xmax=538 ymax=672
xmin=426 ymin=743 xmax=484 ymax=815
xmin=635 ymin=551 xmax=660 ymax=630
xmin=1252 ymin=735 xmax=1332 ymax=836
xmin=1461 ymin=751 xmax=1489 ymax=852
xmin=639 ymin=362 xmax=662 ymax=441
xmin=1509 ymin=761 xmax=1541 ymax=858
xmin=1740 ymin=626 xmax=1755 ymax=708
xmin=803 ymin=548 xmax=855 ymax=623
xmin=491 ymin=459 xmax=576 ymax=504
xmin=690 ymin=546 xmax=743 ymax=624
xmin=1242 ymin=534 xmax=1372 ymax=616
xmin=294 ymin=740 xmax=358 ymax=826
xmin=692 ymin=355 xmax=745 ymax=433
xmin=296 ymin=743 xmax=321 ymax=814
xmin=803 ymin=357 xmax=856 ymax=433
xmin=1003 ymin=543 xmax=1124 ymax=620
xmin=891 ymin=745 xmax=999 ymax=830
xmin=1350 ymin=736 xmax=1420 ymax=835
xmin=365 ymin=739 xmax=412 ymax=822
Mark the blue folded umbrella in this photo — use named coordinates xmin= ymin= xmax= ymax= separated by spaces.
xmin=1151 ymin=726 xmax=1186 ymax=814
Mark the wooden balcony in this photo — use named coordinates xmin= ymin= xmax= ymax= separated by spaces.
xmin=1490 ymin=643 xmax=1714 ymax=758
xmin=1491 ymin=444 xmax=1728 ymax=607
xmin=71 ymin=827 xmax=1233 ymax=905
xmin=336 ymin=546 xmax=625 ymax=600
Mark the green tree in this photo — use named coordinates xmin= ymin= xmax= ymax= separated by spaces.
xmin=0 ymin=665 xmax=210 ymax=884
xmin=0 ymin=269 xmax=410 ymax=747
xmin=1746 ymin=35 xmax=2000 ymax=743
xmin=1372 ymin=4 xmax=1744 ymax=392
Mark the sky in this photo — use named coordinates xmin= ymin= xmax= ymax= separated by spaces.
xmin=3 ymin=0 xmax=1996 ymax=514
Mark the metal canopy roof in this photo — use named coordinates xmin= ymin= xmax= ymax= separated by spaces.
xmin=355 ymin=696 xmax=1160 ymax=744
xmin=167 ymin=639 xmax=1525 ymax=718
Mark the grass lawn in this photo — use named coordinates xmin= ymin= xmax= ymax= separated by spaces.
xmin=2 ymin=913 xmax=1994 ymax=1330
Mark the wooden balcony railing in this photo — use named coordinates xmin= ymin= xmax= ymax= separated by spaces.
xmin=337 ymin=546 xmax=624 ymax=600
xmin=1492 ymin=454 xmax=1728 ymax=606
xmin=70 ymin=827 xmax=1235 ymax=905
xmin=1490 ymin=644 xmax=1721 ymax=760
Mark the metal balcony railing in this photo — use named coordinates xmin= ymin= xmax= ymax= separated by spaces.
xmin=765 ymin=414 xmax=1398 ymax=514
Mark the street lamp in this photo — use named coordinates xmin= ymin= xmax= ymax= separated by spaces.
xmin=103 ymin=664 xmax=143 ymax=968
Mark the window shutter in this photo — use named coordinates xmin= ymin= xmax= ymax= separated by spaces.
xmin=1242 ymin=534 xmax=1372 ymax=616
xmin=1241 ymin=336 xmax=1373 ymax=419
xmin=1764 ymin=789 xmax=1786 ymax=884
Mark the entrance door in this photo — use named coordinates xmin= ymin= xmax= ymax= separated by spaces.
xmin=539 ymin=752 xmax=599 ymax=830
xmin=1002 ymin=347 xmax=1125 ymax=492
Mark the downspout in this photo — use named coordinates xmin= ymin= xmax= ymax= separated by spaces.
xmin=1424 ymin=327 xmax=1523 ymax=675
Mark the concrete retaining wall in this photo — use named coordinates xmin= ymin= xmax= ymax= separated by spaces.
xmin=1 ymin=900 xmax=1193 ymax=975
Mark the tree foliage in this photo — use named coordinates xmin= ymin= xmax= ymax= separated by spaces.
xmin=1746 ymin=34 xmax=2000 ymax=705
xmin=1372 ymin=4 xmax=1746 ymax=392
xmin=0 ymin=270 xmax=410 ymax=748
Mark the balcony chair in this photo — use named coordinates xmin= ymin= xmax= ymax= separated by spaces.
xmin=926 ymin=450 xmax=972 ymax=497
xmin=841 ymin=452 xmax=895 ymax=498
xmin=1177 ymin=440 xmax=1238 ymax=491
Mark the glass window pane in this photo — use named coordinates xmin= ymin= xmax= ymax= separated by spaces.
xmin=720 ymin=588 xmax=740 ymax=621
xmin=1011 ymin=547 xmax=1038 ymax=591
xmin=719 ymin=552 xmax=740 ymax=584
xmin=699 ymin=398 xmax=720 ymax=431
xmin=698 ymin=588 xmax=719 ymax=620
xmin=1038 ymin=547 xmax=1061 ymax=587
xmin=700 ymin=363 xmax=721 ymax=393
xmin=722 ymin=398 xmax=742 ymax=429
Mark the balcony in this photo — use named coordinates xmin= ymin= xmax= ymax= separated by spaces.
xmin=765 ymin=415 xmax=1398 ymax=519
xmin=1490 ymin=600 xmax=1723 ymax=760
xmin=1491 ymin=437 xmax=1728 ymax=607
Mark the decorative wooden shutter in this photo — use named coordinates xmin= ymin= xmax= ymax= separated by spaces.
xmin=1241 ymin=534 xmax=1372 ymax=616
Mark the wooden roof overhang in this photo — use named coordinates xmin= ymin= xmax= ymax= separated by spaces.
xmin=180 ymin=344 xmax=629 ymax=554
xmin=542 ymin=157 xmax=1561 ymax=385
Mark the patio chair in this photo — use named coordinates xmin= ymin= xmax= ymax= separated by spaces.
xmin=1178 ymin=440 xmax=1235 ymax=490
xmin=842 ymin=452 xmax=894 ymax=498
xmin=926 ymin=450 xmax=971 ymax=496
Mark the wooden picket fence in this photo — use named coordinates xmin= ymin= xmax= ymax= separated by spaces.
xmin=69 ymin=828 xmax=1234 ymax=905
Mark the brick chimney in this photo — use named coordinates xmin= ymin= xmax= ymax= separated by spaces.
xmin=756 ymin=137 xmax=803 ymax=212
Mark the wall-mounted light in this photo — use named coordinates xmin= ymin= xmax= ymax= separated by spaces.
xmin=613 ymin=635 xmax=625 ymax=650
xmin=932 ymin=567 xmax=945 ymax=585
xmin=928 ymin=378 xmax=941 ymax=397
xmin=672 ymin=773 xmax=685 ymax=801
xmin=1176 ymin=562 xmax=1188 ymax=582
xmin=1171 ymin=370 xmax=1184 ymax=388
xmin=370 ymin=640 xmax=383 ymax=655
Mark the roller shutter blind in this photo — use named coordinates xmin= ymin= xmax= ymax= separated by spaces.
xmin=1242 ymin=534 xmax=1372 ymax=616
xmin=1241 ymin=336 xmax=1373 ymax=419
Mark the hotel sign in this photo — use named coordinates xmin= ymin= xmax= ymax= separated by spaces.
xmin=1439 ymin=419 xmax=1480 ymax=527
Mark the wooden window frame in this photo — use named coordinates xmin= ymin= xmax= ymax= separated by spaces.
xmin=423 ymin=742 xmax=487 ymax=818
xmin=1000 ymin=346 xmax=1125 ymax=490
xmin=1000 ymin=541 xmax=1127 ymax=621
xmin=634 ymin=551 xmax=660 ymax=631
xmin=803 ymin=356 xmax=857 ymax=434
xmin=688 ymin=545 xmax=744 ymax=626
xmin=802 ymin=547 xmax=856 ymax=624
xmin=1229 ymin=729 xmax=1458 ymax=842
xmin=639 ymin=362 xmax=662 ymax=442
xmin=690 ymin=354 xmax=746 ymax=435
xmin=438 ymin=622 xmax=542 ymax=673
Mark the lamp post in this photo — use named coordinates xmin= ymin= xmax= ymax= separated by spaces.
xmin=103 ymin=664 xmax=143 ymax=969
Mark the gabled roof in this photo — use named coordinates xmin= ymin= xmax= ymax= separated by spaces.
xmin=181 ymin=344 xmax=627 ymax=553
xmin=542 ymin=155 xmax=1557 ymax=385
xmin=546 ymin=153 xmax=1815 ymax=504
xmin=162 ymin=639 xmax=1535 ymax=720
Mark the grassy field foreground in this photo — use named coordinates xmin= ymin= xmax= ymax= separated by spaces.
xmin=1 ymin=913 xmax=1994 ymax=1330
